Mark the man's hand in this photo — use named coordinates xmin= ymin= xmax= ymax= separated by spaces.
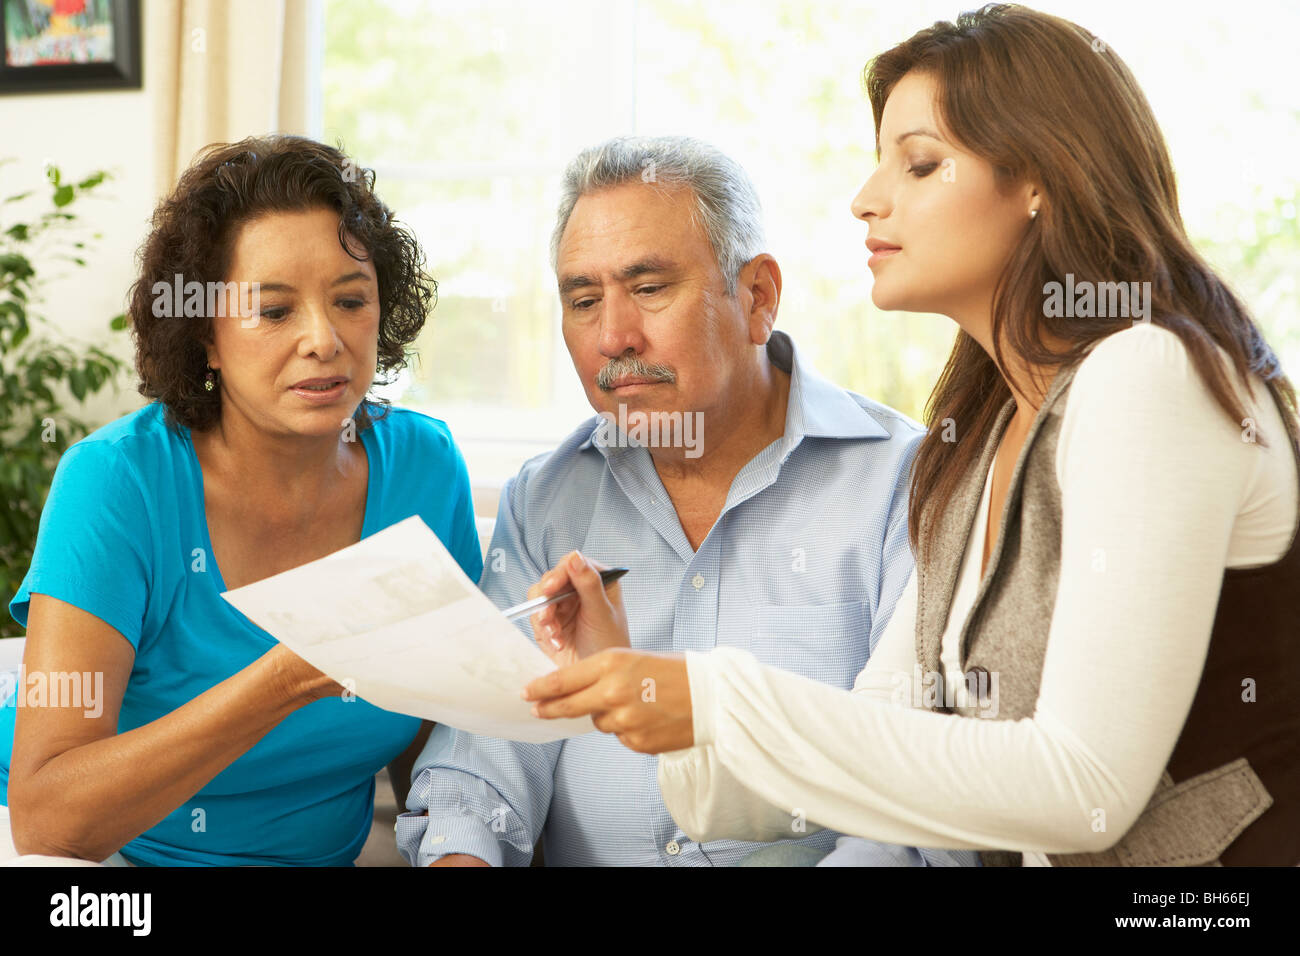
xmin=522 ymin=649 xmax=693 ymax=754
xmin=528 ymin=551 xmax=631 ymax=668
xmin=429 ymin=854 xmax=490 ymax=867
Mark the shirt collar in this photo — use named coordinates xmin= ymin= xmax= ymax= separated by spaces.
xmin=769 ymin=329 xmax=891 ymax=442
xmin=578 ymin=330 xmax=891 ymax=457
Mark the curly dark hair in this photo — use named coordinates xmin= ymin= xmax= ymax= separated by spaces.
xmin=127 ymin=134 xmax=435 ymax=432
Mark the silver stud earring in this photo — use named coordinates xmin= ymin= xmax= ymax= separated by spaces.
xmin=1029 ymin=208 xmax=1039 ymax=219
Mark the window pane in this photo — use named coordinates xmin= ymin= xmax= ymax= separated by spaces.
xmin=324 ymin=0 xmax=1300 ymax=454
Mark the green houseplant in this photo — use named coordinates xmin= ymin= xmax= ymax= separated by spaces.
xmin=0 ymin=162 xmax=128 ymax=638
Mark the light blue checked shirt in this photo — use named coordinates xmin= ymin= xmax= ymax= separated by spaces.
xmin=397 ymin=331 xmax=979 ymax=867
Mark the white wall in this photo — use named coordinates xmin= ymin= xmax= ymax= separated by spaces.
xmin=1 ymin=32 xmax=163 ymax=426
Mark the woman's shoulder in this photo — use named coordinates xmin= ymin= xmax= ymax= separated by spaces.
xmin=1067 ymin=322 xmax=1259 ymax=416
xmin=1069 ymin=322 xmax=1288 ymax=428
xmin=56 ymin=402 xmax=180 ymax=482
xmin=365 ymin=403 xmax=464 ymax=467
xmin=37 ymin=405 xmax=192 ymax=545
xmin=1059 ymin=322 xmax=1297 ymax=484
xmin=1075 ymin=322 xmax=1197 ymax=380
xmin=1059 ymin=322 xmax=1298 ymax=566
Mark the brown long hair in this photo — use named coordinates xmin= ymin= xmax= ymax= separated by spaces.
xmin=864 ymin=3 xmax=1299 ymax=560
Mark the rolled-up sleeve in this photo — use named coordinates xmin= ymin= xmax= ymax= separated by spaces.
xmin=398 ymin=725 xmax=560 ymax=867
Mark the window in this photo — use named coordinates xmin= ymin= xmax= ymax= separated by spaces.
xmin=322 ymin=0 xmax=1300 ymax=492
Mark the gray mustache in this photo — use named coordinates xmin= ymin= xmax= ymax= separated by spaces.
xmin=596 ymin=354 xmax=677 ymax=391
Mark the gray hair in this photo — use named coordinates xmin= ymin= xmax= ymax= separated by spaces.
xmin=549 ymin=135 xmax=766 ymax=296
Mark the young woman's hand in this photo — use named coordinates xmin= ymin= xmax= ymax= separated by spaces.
xmin=522 ymin=649 xmax=693 ymax=754
xmin=527 ymin=551 xmax=630 ymax=668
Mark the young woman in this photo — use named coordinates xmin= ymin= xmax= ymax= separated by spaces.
xmin=517 ymin=4 xmax=1299 ymax=866
xmin=0 ymin=135 xmax=482 ymax=866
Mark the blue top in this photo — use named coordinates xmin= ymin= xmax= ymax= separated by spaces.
xmin=397 ymin=330 xmax=979 ymax=867
xmin=1 ymin=401 xmax=483 ymax=866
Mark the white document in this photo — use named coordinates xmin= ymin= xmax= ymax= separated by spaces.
xmin=221 ymin=515 xmax=595 ymax=743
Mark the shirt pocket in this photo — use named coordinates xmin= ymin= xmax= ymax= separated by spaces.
xmin=747 ymin=601 xmax=873 ymax=689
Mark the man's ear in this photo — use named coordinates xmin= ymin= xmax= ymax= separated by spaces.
xmin=740 ymin=254 xmax=781 ymax=345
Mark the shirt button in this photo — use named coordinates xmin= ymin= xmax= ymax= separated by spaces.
xmin=666 ymin=840 xmax=681 ymax=855
xmin=691 ymin=574 xmax=705 ymax=590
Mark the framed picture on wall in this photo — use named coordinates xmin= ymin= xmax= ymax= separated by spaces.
xmin=0 ymin=0 xmax=141 ymax=94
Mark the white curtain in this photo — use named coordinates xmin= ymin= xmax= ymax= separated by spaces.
xmin=147 ymin=0 xmax=318 ymax=196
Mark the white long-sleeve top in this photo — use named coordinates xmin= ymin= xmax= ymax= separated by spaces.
xmin=658 ymin=323 xmax=1298 ymax=858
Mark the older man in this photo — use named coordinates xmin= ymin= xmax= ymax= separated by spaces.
xmin=396 ymin=136 xmax=973 ymax=867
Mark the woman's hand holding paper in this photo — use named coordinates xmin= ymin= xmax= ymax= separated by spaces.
xmin=523 ymin=650 xmax=693 ymax=754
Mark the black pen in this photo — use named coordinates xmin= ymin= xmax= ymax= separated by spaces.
xmin=502 ymin=567 xmax=630 ymax=621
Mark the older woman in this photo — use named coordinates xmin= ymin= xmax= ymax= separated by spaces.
xmin=0 ymin=135 xmax=482 ymax=866
xmin=519 ymin=4 xmax=1299 ymax=866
